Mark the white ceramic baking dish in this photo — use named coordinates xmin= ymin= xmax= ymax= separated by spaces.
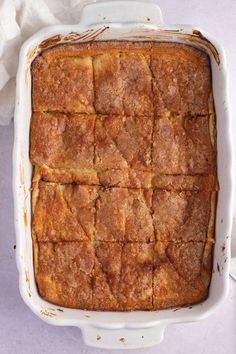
xmin=13 ymin=1 xmax=233 ymax=349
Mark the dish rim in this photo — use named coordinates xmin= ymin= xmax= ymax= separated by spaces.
xmin=13 ymin=0 xmax=233 ymax=349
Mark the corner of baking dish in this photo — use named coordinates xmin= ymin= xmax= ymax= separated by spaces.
xmin=13 ymin=1 xmax=233 ymax=348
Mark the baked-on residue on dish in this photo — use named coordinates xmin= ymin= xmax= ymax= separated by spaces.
xmin=30 ymin=41 xmax=217 ymax=310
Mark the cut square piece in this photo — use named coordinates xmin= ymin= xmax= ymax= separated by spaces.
xmin=95 ymin=187 xmax=154 ymax=242
xmin=93 ymin=242 xmax=153 ymax=310
xmin=93 ymin=53 xmax=153 ymax=116
xmin=152 ymin=189 xmax=211 ymax=242
xmin=33 ymin=181 xmax=98 ymax=241
xmin=95 ymin=115 xmax=153 ymax=170
xmin=32 ymin=55 xmax=94 ymax=113
xmin=30 ymin=112 xmax=95 ymax=169
xmin=153 ymin=241 xmax=212 ymax=309
xmin=151 ymin=43 xmax=212 ymax=116
xmin=36 ymin=242 xmax=94 ymax=309
xmin=152 ymin=114 xmax=215 ymax=174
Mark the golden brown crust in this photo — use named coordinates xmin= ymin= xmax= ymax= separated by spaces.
xmin=97 ymin=169 xmax=153 ymax=188
xmin=33 ymin=181 xmax=98 ymax=242
xmin=30 ymin=112 xmax=95 ymax=169
xmin=152 ymin=190 xmax=213 ymax=242
xmin=38 ymin=41 xmax=207 ymax=66
xmin=95 ymin=115 xmax=153 ymax=170
xmin=37 ymin=165 xmax=217 ymax=191
xmin=150 ymin=46 xmax=211 ymax=116
xmin=31 ymin=41 xmax=217 ymax=311
xmin=32 ymin=41 xmax=212 ymax=117
xmin=31 ymin=111 xmax=215 ymax=175
xmin=38 ymin=165 xmax=99 ymax=185
xmin=152 ymin=114 xmax=215 ymax=174
xmin=32 ymin=55 xmax=94 ymax=113
xmin=37 ymin=41 xmax=153 ymax=60
xmin=36 ymin=242 xmax=94 ymax=309
xmin=120 ymin=53 xmax=153 ymax=116
xmin=153 ymin=241 xmax=213 ymax=309
xmin=35 ymin=240 xmax=212 ymax=310
xmin=78 ymin=242 xmax=153 ymax=310
xmin=207 ymin=191 xmax=217 ymax=242
xmin=119 ymin=243 xmax=153 ymax=310
xmin=96 ymin=188 xmax=154 ymax=242
xmin=152 ymin=174 xmax=217 ymax=191
xmin=38 ymin=165 xmax=153 ymax=188
xmin=32 ymin=177 xmax=215 ymax=244
xmin=93 ymin=242 xmax=122 ymax=310
xmin=93 ymin=53 xmax=123 ymax=115
xmin=94 ymin=53 xmax=153 ymax=116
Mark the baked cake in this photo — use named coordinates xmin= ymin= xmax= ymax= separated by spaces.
xmin=30 ymin=42 xmax=217 ymax=310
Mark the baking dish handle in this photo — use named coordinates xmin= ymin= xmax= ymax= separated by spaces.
xmin=79 ymin=0 xmax=164 ymax=27
xmin=80 ymin=323 xmax=166 ymax=349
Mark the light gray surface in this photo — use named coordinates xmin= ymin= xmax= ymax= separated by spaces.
xmin=1 ymin=0 xmax=236 ymax=352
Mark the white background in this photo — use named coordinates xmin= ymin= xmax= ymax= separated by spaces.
xmin=0 ymin=0 xmax=235 ymax=353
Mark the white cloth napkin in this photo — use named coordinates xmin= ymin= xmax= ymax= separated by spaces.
xmin=0 ymin=0 xmax=93 ymax=125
